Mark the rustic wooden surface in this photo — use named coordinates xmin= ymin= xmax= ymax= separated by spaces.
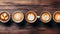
xmin=0 ymin=0 xmax=53 ymax=5
xmin=0 ymin=0 xmax=60 ymax=34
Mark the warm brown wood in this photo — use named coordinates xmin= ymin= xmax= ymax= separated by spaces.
xmin=0 ymin=0 xmax=54 ymax=5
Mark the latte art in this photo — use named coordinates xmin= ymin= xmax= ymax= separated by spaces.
xmin=28 ymin=13 xmax=35 ymax=20
xmin=53 ymin=11 xmax=60 ymax=23
xmin=40 ymin=11 xmax=52 ymax=23
xmin=0 ymin=11 xmax=10 ymax=23
xmin=25 ymin=11 xmax=37 ymax=23
xmin=12 ymin=11 xmax=24 ymax=23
